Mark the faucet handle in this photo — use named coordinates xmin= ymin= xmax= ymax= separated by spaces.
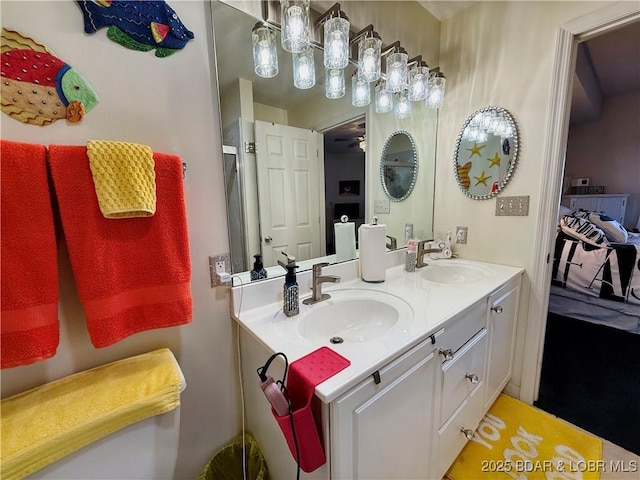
xmin=314 ymin=262 xmax=330 ymax=269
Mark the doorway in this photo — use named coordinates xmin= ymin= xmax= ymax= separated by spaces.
xmin=322 ymin=117 xmax=367 ymax=254
xmin=529 ymin=11 xmax=640 ymax=455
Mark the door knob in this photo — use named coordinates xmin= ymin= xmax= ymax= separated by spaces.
xmin=264 ymin=236 xmax=272 ymax=244
xmin=491 ymin=305 xmax=503 ymax=314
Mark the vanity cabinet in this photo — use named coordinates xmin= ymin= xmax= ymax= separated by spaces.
xmin=330 ymin=336 xmax=439 ymax=479
xmin=484 ymin=281 xmax=520 ymax=410
xmin=237 ymin=273 xmax=522 ymax=480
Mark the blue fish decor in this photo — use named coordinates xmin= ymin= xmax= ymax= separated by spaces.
xmin=76 ymin=0 xmax=194 ymax=57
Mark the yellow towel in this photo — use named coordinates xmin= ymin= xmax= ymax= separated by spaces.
xmin=0 ymin=348 xmax=181 ymax=480
xmin=87 ymin=140 xmax=156 ymax=218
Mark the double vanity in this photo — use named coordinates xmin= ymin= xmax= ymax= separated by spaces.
xmin=231 ymin=250 xmax=523 ymax=479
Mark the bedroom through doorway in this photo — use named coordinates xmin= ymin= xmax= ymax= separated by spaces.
xmin=535 ymin=19 xmax=640 ymax=455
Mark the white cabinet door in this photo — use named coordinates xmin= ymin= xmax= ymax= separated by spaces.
xmin=484 ymin=280 xmax=520 ymax=409
xmin=330 ymin=340 xmax=437 ymax=480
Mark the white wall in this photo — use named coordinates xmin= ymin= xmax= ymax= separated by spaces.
xmin=0 ymin=1 xmax=239 ymax=478
xmin=436 ymin=1 xmax=611 ymax=395
xmin=565 ymin=91 xmax=640 ymax=228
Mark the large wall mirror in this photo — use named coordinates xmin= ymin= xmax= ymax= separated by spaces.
xmin=210 ymin=0 xmax=438 ymax=281
xmin=453 ymin=106 xmax=519 ymax=200
xmin=380 ymin=131 xmax=418 ymax=201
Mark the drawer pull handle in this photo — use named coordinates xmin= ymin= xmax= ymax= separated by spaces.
xmin=465 ymin=373 xmax=479 ymax=384
xmin=438 ymin=348 xmax=453 ymax=361
xmin=461 ymin=428 xmax=475 ymax=440
xmin=491 ymin=305 xmax=503 ymax=314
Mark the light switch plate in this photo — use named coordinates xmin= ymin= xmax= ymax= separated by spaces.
xmin=495 ymin=196 xmax=530 ymax=216
xmin=374 ymin=198 xmax=390 ymax=214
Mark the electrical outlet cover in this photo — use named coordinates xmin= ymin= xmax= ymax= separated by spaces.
xmin=374 ymin=198 xmax=390 ymax=214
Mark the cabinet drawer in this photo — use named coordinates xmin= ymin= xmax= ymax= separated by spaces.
xmin=440 ymin=329 xmax=487 ymax=426
xmin=438 ymin=299 xmax=485 ymax=354
xmin=436 ymin=380 xmax=485 ymax=479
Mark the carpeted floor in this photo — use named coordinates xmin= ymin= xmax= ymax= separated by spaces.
xmin=535 ymin=312 xmax=640 ymax=455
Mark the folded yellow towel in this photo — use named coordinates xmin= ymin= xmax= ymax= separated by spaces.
xmin=87 ymin=140 xmax=156 ymax=218
xmin=0 ymin=348 xmax=181 ymax=480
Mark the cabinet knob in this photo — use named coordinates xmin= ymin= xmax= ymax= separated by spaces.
xmin=491 ymin=305 xmax=503 ymax=314
xmin=438 ymin=348 xmax=453 ymax=361
xmin=465 ymin=373 xmax=479 ymax=384
xmin=461 ymin=428 xmax=475 ymax=440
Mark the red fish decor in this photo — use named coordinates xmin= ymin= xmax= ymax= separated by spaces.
xmin=1 ymin=28 xmax=99 ymax=126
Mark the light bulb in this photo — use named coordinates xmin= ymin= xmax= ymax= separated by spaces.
xmin=252 ymin=24 xmax=278 ymax=78
xmin=357 ymin=36 xmax=381 ymax=83
xmin=281 ymin=0 xmax=310 ymax=53
xmin=293 ymin=46 xmax=315 ymax=89
xmin=323 ymin=16 xmax=349 ymax=69
xmin=426 ymin=73 xmax=446 ymax=109
xmin=386 ymin=52 xmax=408 ymax=93
xmin=394 ymin=91 xmax=411 ymax=119
xmin=325 ymin=68 xmax=345 ymax=99
xmin=375 ymin=80 xmax=393 ymax=113
xmin=352 ymin=75 xmax=370 ymax=107
xmin=408 ymin=64 xmax=429 ymax=101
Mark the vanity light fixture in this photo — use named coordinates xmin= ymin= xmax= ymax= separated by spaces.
xmin=394 ymin=90 xmax=412 ymax=119
xmin=280 ymin=0 xmax=310 ymax=53
xmin=249 ymin=2 xmax=447 ymax=112
xmin=320 ymin=6 xmax=350 ymax=69
xmin=293 ymin=45 xmax=316 ymax=89
xmin=407 ymin=57 xmax=429 ymax=101
xmin=325 ymin=67 xmax=345 ymax=99
xmin=352 ymin=73 xmax=370 ymax=107
xmin=251 ymin=23 xmax=279 ymax=78
xmin=426 ymin=71 xmax=446 ymax=109
xmin=375 ymin=79 xmax=393 ymax=113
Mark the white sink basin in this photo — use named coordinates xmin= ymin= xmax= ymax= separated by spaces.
xmin=272 ymin=289 xmax=413 ymax=344
xmin=421 ymin=261 xmax=493 ymax=284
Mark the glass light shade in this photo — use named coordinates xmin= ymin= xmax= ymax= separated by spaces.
xmin=323 ymin=16 xmax=350 ymax=69
xmin=352 ymin=75 xmax=370 ymax=107
xmin=325 ymin=68 xmax=345 ymax=99
xmin=357 ymin=36 xmax=382 ymax=83
xmin=386 ymin=52 xmax=408 ymax=92
xmin=375 ymin=80 xmax=393 ymax=113
xmin=293 ymin=46 xmax=315 ymax=89
xmin=408 ymin=64 xmax=429 ymax=101
xmin=251 ymin=25 xmax=278 ymax=78
xmin=426 ymin=74 xmax=446 ymax=109
xmin=280 ymin=0 xmax=310 ymax=53
xmin=394 ymin=91 xmax=411 ymax=119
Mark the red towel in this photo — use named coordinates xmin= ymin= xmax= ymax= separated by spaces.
xmin=1 ymin=140 xmax=59 ymax=368
xmin=48 ymin=145 xmax=192 ymax=348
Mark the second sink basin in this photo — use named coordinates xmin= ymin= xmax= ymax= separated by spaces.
xmin=420 ymin=260 xmax=493 ymax=284
xmin=272 ymin=289 xmax=414 ymax=344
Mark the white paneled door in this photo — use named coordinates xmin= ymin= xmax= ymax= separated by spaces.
xmin=255 ymin=120 xmax=322 ymax=267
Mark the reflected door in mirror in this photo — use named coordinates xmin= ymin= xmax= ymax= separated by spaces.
xmin=255 ymin=120 xmax=322 ymax=267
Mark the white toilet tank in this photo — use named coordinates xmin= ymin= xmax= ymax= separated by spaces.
xmin=27 ymin=355 xmax=187 ymax=480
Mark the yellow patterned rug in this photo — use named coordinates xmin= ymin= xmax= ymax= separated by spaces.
xmin=445 ymin=394 xmax=603 ymax=480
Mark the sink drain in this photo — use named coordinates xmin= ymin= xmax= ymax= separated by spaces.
xmin=330 ymin=336 xmax=344 ymax=344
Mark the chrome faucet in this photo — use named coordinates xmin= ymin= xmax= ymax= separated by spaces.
xmin=386 ymin=235 xmax=397 ymax=250
xmin=416 ymin=240 xmax=442 ymax=268
xmin=303 ymin=262 xmax=341 ymax=305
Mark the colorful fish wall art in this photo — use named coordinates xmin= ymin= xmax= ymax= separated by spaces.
xmin=76 ymin=0 xmax=194 ymax=57
xmin=1 ymin=28 xmax=99 ymax=126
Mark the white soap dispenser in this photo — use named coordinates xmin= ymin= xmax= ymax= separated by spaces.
xmin=358 ymin=217 xmax=386 ymax=283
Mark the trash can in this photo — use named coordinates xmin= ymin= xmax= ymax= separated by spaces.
xmin=197 ymin=433 xmax=267 ymax=480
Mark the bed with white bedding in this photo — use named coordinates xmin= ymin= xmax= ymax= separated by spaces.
xmin=549 ymin=209 xmax=640 ymax=333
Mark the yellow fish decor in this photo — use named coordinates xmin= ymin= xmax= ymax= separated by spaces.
xmin=457 ymin=161 xmax=472 ymax=190
xmin=1 ymin=28 xmax=99 ymax=126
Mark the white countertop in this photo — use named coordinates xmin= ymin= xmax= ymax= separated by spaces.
xmin=230 ymin=252 xmax=523 ymax=403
